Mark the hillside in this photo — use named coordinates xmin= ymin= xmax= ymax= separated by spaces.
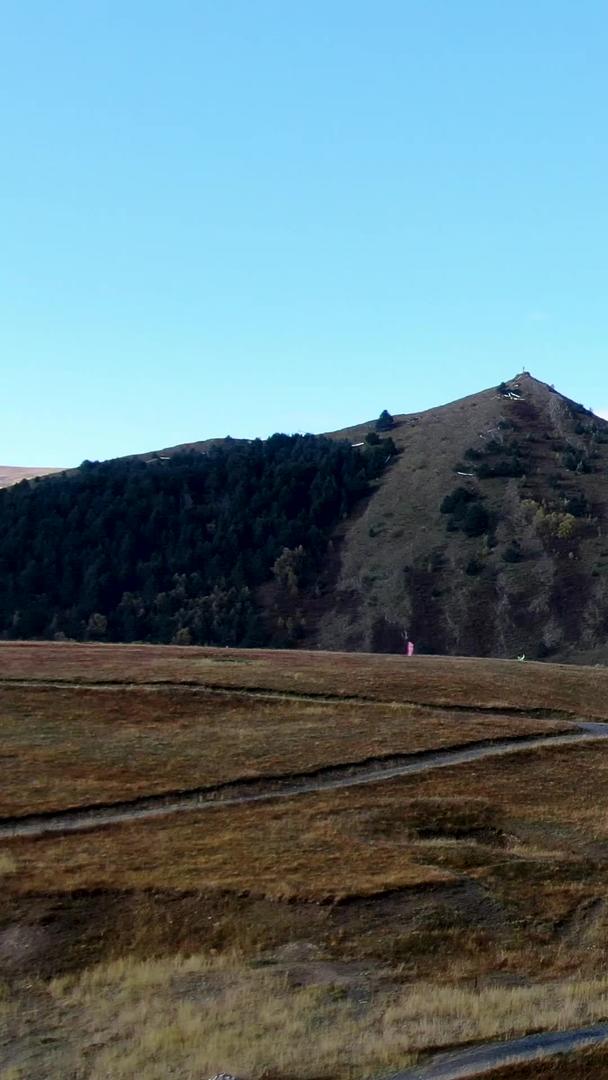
xmin=304 ymin=372 xmax=608 ymax=661
xmin=0 ymin=434 xmax=396 ymax=645
xmin=3 ymin=372 xmax=608 ymax=662
xmin=129 ymin=372 xmax=608 ymax=662
xmin=0 ymin=465 xmax=63 ymax=488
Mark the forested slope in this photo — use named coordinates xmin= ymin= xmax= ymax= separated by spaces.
xmin=0 ymin=434 xmax=395 ymax=647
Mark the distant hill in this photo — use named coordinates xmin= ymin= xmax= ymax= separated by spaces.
xmin=0 ymin=466 xmax=63 ymax=489
xmin=305 ymin=372 xmax=608 ymax=661
xmin=4 ymin=372 xmax=608 ymax=662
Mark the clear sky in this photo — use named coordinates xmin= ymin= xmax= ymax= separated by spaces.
xmin=3 ymin=1 xmax=608 ymax=466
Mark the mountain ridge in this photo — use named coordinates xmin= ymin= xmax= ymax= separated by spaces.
xmin=303 ymin=371 xmax=608 ymax=660
xmin=4 ymin=371 xmax=608 ymax=663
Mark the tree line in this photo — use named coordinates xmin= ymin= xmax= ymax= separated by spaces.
xmin=0 ymin=433 xmax=396 ymax=647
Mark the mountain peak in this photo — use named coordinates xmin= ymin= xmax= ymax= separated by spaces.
xmin=313 ymin=372 xmax=608 ymax=660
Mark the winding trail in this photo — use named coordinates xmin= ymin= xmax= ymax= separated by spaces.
xmin=386 ymin=1022 xmax=608 ymax=1078
xmin=4 ymin=679 xmax=608 ymax=1075
xmin=0 ymin=676 xmax=590 ymax=719
xmin=2 ymin=722 xmax=607 ymax=840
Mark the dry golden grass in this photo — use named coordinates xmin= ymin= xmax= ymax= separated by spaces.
xmin=3 ymin=642 xmax=608 ymax=719
xmin=4 ymin=954 xmax=608 ymax=1080
xmin=0 ymin=852 xmax=16 ymax=875
xmin=0 ymin=682 xmax=567 ymax=816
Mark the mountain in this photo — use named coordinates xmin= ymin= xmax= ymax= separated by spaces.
xmin=0 ymin=466 xmax=63 ymax=489
xmin=3 ymin=372 xmax=608 ymax=662
xmin=307 ymin=372 xmax=608 ymax=661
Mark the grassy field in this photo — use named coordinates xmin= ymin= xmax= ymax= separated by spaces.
xmin=4 ymin=640 xmax=608 ymax=718
xmin=0 ymin=683 xmax=566 ymax=816
xmin=6 ymin=740 xmax=608 ymax=968
xmin=2 ymin=643 xmax=608 ymax=1078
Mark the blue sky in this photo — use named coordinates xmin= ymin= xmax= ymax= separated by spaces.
xmin=2 ymin=1 xmax=608 ymax=466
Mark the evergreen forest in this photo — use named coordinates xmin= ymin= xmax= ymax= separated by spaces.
xmin=0 ymin=434 xmax=395 ymax=647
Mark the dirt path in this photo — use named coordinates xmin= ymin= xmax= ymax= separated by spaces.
xmin=387 ymin=1022 xmax=608 ymax=1078
xmin=1 ymin=723 xmax=607 ymax=840
xmin=0 ymin=675 xmax=585 ymax=720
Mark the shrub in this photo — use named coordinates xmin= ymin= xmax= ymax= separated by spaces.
xmin=562 ymin=449 xmax=591 ymax=473
xmin=537 ymin=640 xmax=555 ymax=658
xmin=441 ymin=486 xmax=489 ymax=536
xmin=375 ymin=409 xmax=394 ymax=432
xmin=502 ymin=542 xmax=523 ymax=563
xmin=381 ymin=436 xmax=398 ymax=457
xmin=564 ymin=493 xmax=589 ymax=518
xmin=477 ymin=457 xmax=524 ymax=479
xmin=534 ymin=508 xmax=583 ymax=553
xmin=440 ymin=487 xmax=476 ymax=516
xmin=462 ymin=503 xmax=490 ymax=537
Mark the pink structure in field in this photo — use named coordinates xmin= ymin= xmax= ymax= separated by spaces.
xmin=402 ymin=631 xmax=415 ymax=656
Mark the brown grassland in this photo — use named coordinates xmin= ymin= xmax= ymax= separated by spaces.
xmin=1 ymin=643 xmax=608 ymax=1078
xmin=5 ymin=640 xmax=608 ymax=718
xmin=0 ymin=683 xmax=566 ymax=817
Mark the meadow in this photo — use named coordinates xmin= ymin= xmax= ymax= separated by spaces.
xmin=5 ymin=640 xmax=608 ymax=718
xmin=1 ymin=642 xmax=608 ymax=1078
xmin=0 ymin=683 xmax=565 ymax=817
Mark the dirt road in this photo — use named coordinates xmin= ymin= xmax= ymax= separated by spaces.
xmin=387 ymin=1022 xmax=608 ymax=1078
xmin=1 ymin=722 xmax=607 ymax=839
